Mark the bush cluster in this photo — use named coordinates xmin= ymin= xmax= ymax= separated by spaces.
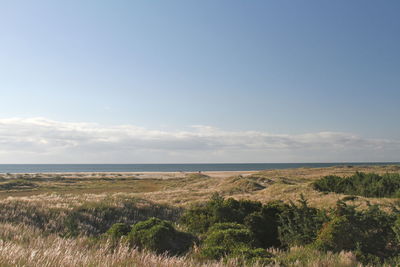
xmin=177 ymin=194 xmax=400 ymax=265
xmin=313 ymin=172 xmax=400 ymax=197
xmin=105 ymin=193 xmax=400 ymax=265
xmin=179 ymin=193 xmax=287 ymax=248
xmin=314 ymin=201 xmax=399 ymax=265
xmin=106 ymin=217 xmax=196 ymax=255
xmin=178 ymin=193 xmax=328 ymax=263
xmin=278 ymin=195 xmax=328 ymax=247
xmin=199 ymin=222 xmax=273 ymax=264
xmin=127 ymin=217 xmax=196 ymax=255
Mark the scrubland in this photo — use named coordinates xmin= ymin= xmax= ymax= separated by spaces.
xmin=0 ymin=165 xmax=399 ymax=266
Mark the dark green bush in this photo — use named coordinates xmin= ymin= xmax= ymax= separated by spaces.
xmin=313 ymin=172 xmax=400 ymax=197
xmin=355 ymin=205 xmax=397 ymax=259
xmin=127 ymin=217 xmax=195 ymax=255
xmin=180 ymin=194 xmax=289 ymax=249
xmin=200 ymin=223 xmax=256 ymax=260
xmin=277 ymin=198 xmax=399 ymax=265
xmin=214 ymin=197 xmax=262 ymax=224
xmin=180 ymin=194 xmax=262 ymax=234
xmin=244 ymin=201 xmax=287 ymax=248
xmin=179 ymin=194 xmax=221 ymax=234
xmin=180 ymin=194 xmax=400 ymax=265
xmin=199 ymin=222 xmax=274 ymax=263
xmin=278 ymin=195 xmax=328 ymax=247
xmin=314 ymin=201 xmax=399 ymax=265
xmin=106 ymin=223 xmax=131 ymax=239
xmin=314 ymin=216 xmax=356 ymax=251
xmin=203 ymin=223 xmax=256 ymax=248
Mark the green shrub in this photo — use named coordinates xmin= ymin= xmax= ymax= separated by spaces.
xmin=200 ymin=223 xmax=256 ymax=260
xmin=204 ymin=223 xmax=256 ymax=248
xmin=314 ymin=216 xmax=356 ymax=252
xmin=179 ymin=194 xmax=221 ymax=234
xmin=278 ymin=195 xmax=328 ymax=247
xmin=313 ymin=172 xmax=400 ymax=198
xmin=213 ymin=197 xmax=261 ymax=224
xmin=106 ymin=223 xmax=131 ymax=239
xmin=181 ymin=194 xmax=400 ymax=265
xmin=355 ymin=204 xmax=397 ymax=259
xmin=180 ymin=194 xmax=262 ymax=234
xmin=314 ymin=201 xmax=399 ymax=265
xmin=312 ymin=175 xmax=343 ymax=193
xmin=244 ymin=201 xmax=287 ymax=248
xmin=181 ymin=195 xmax=289 ymax=249
xmin=199 ymin=222 xmax=274 ymax=263
xmin=179 ymin=205 xmax=213 ymax=234
xmin=127 ymin=217 xmax=195 ymax=255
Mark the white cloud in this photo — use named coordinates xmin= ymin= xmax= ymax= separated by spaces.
xmin=0 ymin=117 xmax=399 ymax=163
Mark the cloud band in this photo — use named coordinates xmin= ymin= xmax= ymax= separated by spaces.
xmin=0 ymin=118 xmax=398 ymax=163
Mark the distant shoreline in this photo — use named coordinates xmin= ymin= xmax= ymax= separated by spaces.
xmin=0 ymin=162 xmax=398 ymax=174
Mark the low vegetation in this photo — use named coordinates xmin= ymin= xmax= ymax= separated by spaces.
xmin=0 ymin=166 xmax=399 ymax=266
xmin=127 ymin=217 xmax=196 ymax=255
xmin=0 ymin=197 xmax=182 ymax=237
xmin=179 ymin=194 xmax=400 ymax=265
xmin=200 ymin=223 xmax=273 ymax=265
xmin=313 ymin=172 xmax=400 ymax=197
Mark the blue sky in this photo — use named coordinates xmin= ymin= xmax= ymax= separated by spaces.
xmin=0 ymin=1 xmax=399 ymax=163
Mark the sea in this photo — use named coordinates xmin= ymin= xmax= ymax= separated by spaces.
xmin=0 ymin=162 xmax=398 ymax=173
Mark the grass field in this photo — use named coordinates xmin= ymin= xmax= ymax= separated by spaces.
xmin=0 ymin=165 xmax=399 ymax=266
xmin=1 ymin=165 xmax=398 ymax=207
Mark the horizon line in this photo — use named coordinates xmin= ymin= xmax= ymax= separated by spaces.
xmin=0 ymin=162 xmax=398 ymax=165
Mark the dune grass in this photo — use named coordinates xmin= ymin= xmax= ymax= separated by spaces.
xmin=0 ymin=165 xmax=399 ymax=266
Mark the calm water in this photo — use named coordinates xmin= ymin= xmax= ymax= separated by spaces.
xmin=0 ymin=163 xmax=398 ymax=173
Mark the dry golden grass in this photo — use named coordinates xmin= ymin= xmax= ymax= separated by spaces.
xmin=109 ymin=165 xmax=399 ymax=209
xmin=0 ymin=222 xmax=363 ymax=267
xmin=1 ymin=165 xmax=399 ymax=209
xmin=0 ymin=223 xmax=266 ymax=267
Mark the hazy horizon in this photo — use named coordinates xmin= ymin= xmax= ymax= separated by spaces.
xmin=0 ymin=162 xmax=398 ymax=174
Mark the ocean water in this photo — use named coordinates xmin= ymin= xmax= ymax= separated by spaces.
xmin=0 ymin=162 xmax=398 ymax=173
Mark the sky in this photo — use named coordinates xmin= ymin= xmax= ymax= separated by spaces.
xmin=0 ymin=1 xmax=399 ymax=163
